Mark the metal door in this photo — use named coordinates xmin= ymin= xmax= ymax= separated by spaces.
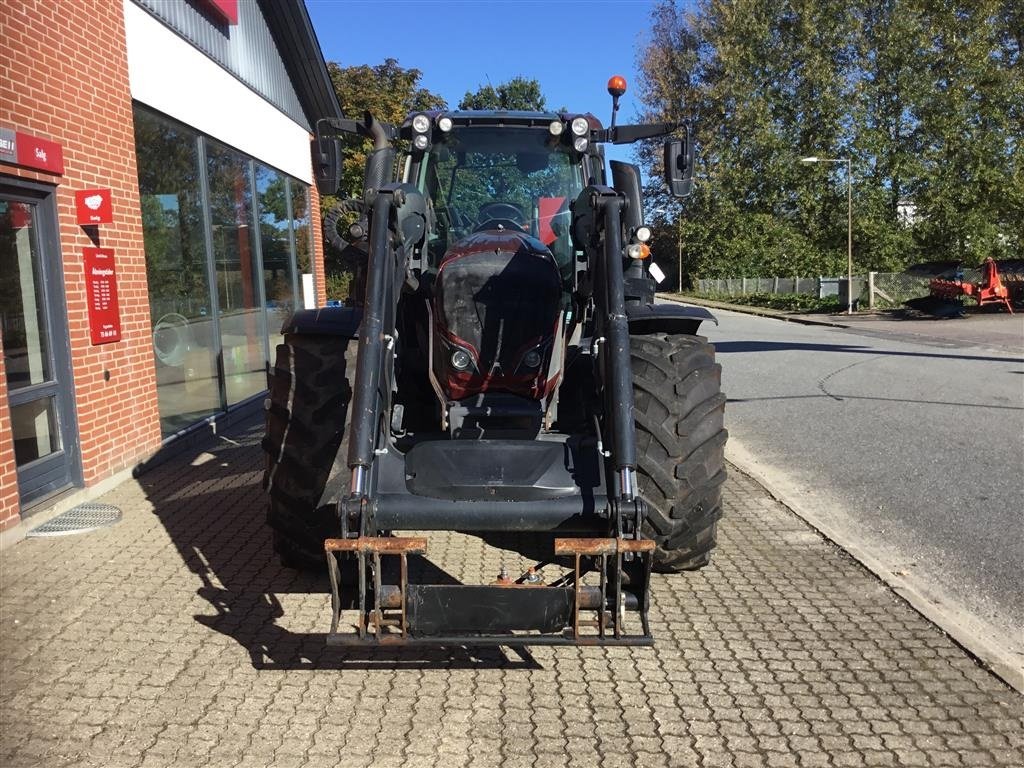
xmin=0 ymin=182 xmax=79 ymax=506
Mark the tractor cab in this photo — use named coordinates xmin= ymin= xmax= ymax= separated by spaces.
xmin=408 ymin=111 xmax=593 ymax=276
xmin=404 ymin=112 xmax=598 ymax=416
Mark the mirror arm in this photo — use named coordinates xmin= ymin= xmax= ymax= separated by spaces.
xmin=316 ymin=113 xmax=398 ymax=147
xmin=593 ymin=121 xmax=683 ymax=145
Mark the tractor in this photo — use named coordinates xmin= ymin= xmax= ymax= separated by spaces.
xmin=262 ymin=78 xmax=727 ymax=646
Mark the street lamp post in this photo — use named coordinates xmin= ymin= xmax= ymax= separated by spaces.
xmin=801 ymin=156 xmax=854 ymax=315
xmin=676 ymin=214 xmax=683 ymax=292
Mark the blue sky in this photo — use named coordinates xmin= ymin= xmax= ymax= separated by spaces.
xmin=305 ymin=0 xmax=665 ymax=165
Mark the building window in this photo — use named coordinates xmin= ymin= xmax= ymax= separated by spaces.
xmin=134 ymin=107 xmax=221 ymax=435
xmin=133 ymin=104 xmax=313 ymax=436
xmin=206 ymin=139 xmax=266 ymax=407
xmin=255 ymin=163 xmax=296 ymax=355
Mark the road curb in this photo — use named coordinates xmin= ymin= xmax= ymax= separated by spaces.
xmin=725 ymin=439 xmax=1024 ymax=695
xmin=659 ymin=293 xmax=853 ymax=329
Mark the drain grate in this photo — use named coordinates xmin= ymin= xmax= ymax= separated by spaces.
xmin=27 ymin=503 xmax=122 ymax=537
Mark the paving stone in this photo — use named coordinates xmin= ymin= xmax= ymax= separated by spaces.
xmin=1 ymin=416 xmax=1021 ymax=768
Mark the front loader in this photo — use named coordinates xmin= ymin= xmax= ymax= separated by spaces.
xmin=262 ymin=77 xmax=726 ymax=646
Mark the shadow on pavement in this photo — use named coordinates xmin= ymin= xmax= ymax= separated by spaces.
xmin=714 ymin=339 xmax=1024 ymax=364
xmin=135 ymin=417 xmax=540 ymax=671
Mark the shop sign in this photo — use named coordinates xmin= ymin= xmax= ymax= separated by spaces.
xmin=0 ymin=128 xmax=15 ymax=163
xmin=200 ymin=0 xmax=239 ymax=24
xmin=75 ymin=189 xmax=113 ymax=225
xmin=83 ymin=247 xmax=122 ymax=344
xmin=16 ymin=131 xmax=64 ymax=174
xmin=0 ymin=125 xmax=64 ymax=174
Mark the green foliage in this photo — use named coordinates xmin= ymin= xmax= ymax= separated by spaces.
xmin=458 ymin=76 xmax=547 ymax=111
xmin=327 ymin=58 xmax=447 ymax=199
xmin=323 ymin=58 xmax=446 ymax=292
xmin=324 ymin=272 xmax=353 ymax=302
xmin=637 ymin=1 xmax=1023 ymax=283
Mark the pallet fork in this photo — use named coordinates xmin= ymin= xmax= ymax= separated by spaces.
xmin=325 ymin=536 xmax=656 ymax=646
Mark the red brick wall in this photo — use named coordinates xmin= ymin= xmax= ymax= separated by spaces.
xmin=1 ymin=0 xmax=161 ymax=517
xmin=308 ymin=168 xmax=327 ymax=307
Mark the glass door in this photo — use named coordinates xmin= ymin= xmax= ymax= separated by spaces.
xmin=0 ymin=186 xmax=79 ymax=505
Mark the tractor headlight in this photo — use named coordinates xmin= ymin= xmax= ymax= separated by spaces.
xmin=413 ymin=134 xmax=429 ymax=150
xmin=549 ymin=120 xmax=564 ymax=136
xmin=523 ymin=349 xmax=542 ymax=368
xmin=635 ymin=226 xmax=652 ymax=243
xmin=451 ymin=350 xmax=472 ymax=370
xmin=571 ymin=117 xmax=589 ymax=136
xmin=437 ymin=116 xmax=453 ymax=132
xmin=627 ymin=243 xmax=651 ymax=259
xmin=412 ymin=114 xmax=431 ymax=134
xmin=573 ymin=136 xmax=589 ymax=153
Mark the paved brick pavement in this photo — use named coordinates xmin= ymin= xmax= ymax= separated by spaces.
xmin=1 ymin=416 xmax=1021 ymax=768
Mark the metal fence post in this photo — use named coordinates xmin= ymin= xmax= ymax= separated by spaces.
xmin=868 ymin=271 xmax=876 ymax=309
xmin=741 ymin=276 xmax=747 ymax=295
xmin=773 ymin=276 xmax=779 ymax=295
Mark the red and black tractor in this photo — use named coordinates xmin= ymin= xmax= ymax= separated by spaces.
xmin=263 ymin=78 xmax=726 ymax=646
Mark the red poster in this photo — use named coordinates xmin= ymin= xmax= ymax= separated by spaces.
xmin=83 ymin=248 xmax=121 ymax=344
xmin=200 ymin=0 xmax=238 ymax=24
xmin=75 ymin=188 xmax=113 ymax=225
xmin=538 ymin=196 xmax=567 ymax=245
xmin=15 ymin=131 xmax=64 ymax=175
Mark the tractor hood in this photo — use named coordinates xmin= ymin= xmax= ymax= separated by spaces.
xmin=431 ymin=228 xmax=564 ymax=402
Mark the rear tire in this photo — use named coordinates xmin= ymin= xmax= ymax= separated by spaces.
xmin=631 ymin=332 xmax=727 ymax=572
xmin=262 ymin=333 xmax=354 ymax=570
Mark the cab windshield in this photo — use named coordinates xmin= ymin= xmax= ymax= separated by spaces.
xmin=418 ymin=126 xmax=584 ymax=269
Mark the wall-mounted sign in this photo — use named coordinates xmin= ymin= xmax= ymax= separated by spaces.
xmin=0 ymin=126 xmax=64 ymax=174
xmin=83 ymin=247 xmax=122 ymax=344
xmin=0 ymin=128 xmax=15 ymax=163
xmin=17 ymin=132 xmax=64 ymax=174
xmin=199 ymin=0 xmax=239 ymax=24
xmin=75 ymin=189 xmax=113 ymax=225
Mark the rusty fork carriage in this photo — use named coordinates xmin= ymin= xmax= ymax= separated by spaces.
xmin=325 ymin=536 xmax=656 ymax=647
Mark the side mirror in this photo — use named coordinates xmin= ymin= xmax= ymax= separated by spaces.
xmin=663 ymin=126 xmax=694 ymax=198
xmin=313 ymin=136 xmax=341 ymax=196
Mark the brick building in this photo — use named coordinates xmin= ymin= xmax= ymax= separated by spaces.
xmin=0 ymin=0 xmax=341 ymax=531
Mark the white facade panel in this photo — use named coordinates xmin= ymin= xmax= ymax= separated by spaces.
xmin=123 ymin=0 xmax=312 ymax=183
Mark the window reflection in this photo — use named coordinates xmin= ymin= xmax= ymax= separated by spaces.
xmin=256 ymin=164 xmax=295 ymax=354
xmin=0 ymin=201 xmax=52 ymax=391
xmin=134 ymin=106 xmax=221 ymax=435
xmin=291 ymin=181 xmax=314 ymax=304
xmin=133 ymin=104 xmax=315 ymax=434
xmin=207 ymin=141 xmax=265 ymax=406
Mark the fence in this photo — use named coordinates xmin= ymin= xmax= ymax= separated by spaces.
xmin=696 ymin=276 xmax=841 ymax=299
xmin=696 ymin=270 xmax=989 ymax=310
xmin=696 ymin=268 xmax=1015 ymax=309
xmin=865 ymin=269 xmax=984 ymax=309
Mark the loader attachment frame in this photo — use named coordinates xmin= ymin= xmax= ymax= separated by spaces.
xmin=317 ymin=119 xmax=658 ymax=647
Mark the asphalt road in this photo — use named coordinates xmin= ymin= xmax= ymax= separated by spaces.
xmin=692 ymin=307 xmax=1024 ymax=669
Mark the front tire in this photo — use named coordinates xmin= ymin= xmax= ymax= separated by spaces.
xmin=262 ymin=333 xmax=354 ymax=569
xmin=631 ymin=333 xmax=727 ymax=572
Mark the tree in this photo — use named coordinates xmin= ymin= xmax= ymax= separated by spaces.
xmin=638 ymin=0 xmax=852 ymax=281
xmin=327 ymin=58 xmax=446 ymax=199
xmin=458 ymin=76 xmax=547 ymax=111
xmin=909 ymin=2 xmax=1023 ymax=261
xmin=323 ymin=59 xmax=446 ymax=298
xmin=636 ymin=0 xmax=1022 ymax=284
